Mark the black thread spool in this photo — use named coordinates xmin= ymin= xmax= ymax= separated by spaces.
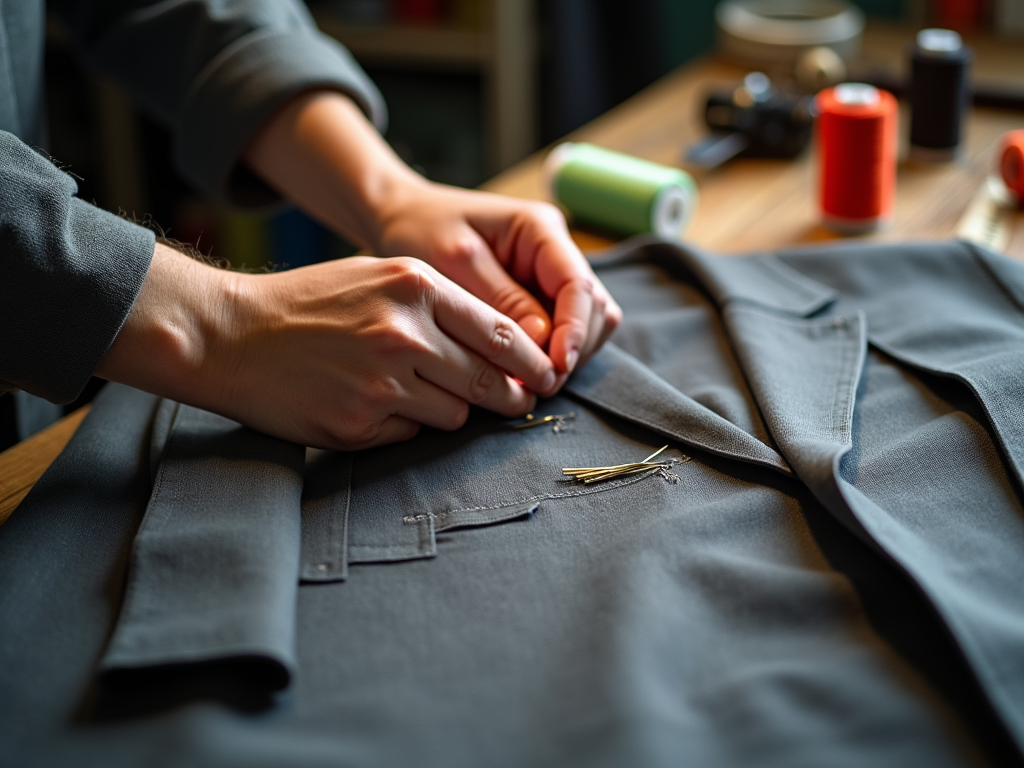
xmin=909 ymin=28 xmax=971 ymax=162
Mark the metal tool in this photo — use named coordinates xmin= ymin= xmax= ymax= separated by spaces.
xmin=686 ymin=73 xmax=816 ymax=169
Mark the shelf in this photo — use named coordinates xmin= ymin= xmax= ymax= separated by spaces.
xmin=312 ymin=14 xmax=491 ymax=69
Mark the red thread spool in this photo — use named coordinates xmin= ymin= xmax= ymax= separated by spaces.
xmin=817 ymin=83 xmax=898 ymax=233
xmin=1000 ymin=130 xmax=1024 ymax=206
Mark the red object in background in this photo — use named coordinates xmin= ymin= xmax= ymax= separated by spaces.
xmin=932 ymin=0 xmax=988 ymax=34
xmin=394 ymin=0 xmax=446 ymax=25
xmin=817 ymin=84 xmax=899 ymax=233
xmin=1001 ymin=130 xmax=1024 ymax=206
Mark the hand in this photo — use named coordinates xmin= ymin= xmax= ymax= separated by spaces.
xmin=371 ymin=180 xmax=622 ymax=379
xmin=243 ymin=91 xmax=622 ymax=382
xmin=97 ymin=244 xmax=557 ymax=450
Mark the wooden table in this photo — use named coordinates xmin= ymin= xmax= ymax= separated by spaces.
xmin=2 ymin=24 xmax=1023 ymax=525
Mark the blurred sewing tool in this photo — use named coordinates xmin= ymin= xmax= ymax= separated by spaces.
xmin=686 ymin=73 xmax=816 ymax=169
xmin=562 ymin=445 xmax=689 ymax=485
xmin=956 ymin=132 xmax=1024 ymax=253
xmin=956 ymin=177 xmax=1015 ymax=253
xmin=795 ymin=46 xmax=847 ymax=92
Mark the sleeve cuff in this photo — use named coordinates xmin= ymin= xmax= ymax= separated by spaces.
xmin=175 ymin=29 xmax=388 ymax=208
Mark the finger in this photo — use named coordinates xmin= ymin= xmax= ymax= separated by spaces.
xmin=579 ymin=292 xmax=607 ymax=365
xmin=412 ymin=334 xmax=537 ymax=417
xmin=466 ymin=200 xmax=601 ymax=373
xmin=429 ymin=273 xmax=559 ymax=397
xmin=593 ymin=288 xmax=623 ymax=352
xmin=391 ymin=375 xmax=476 ymax=430
xmin=339 ymin=415 xmax=421 ymax=452
xmin=548 ymin=277 xmax=594 ymax=375
xmin=432 ymin=226 xmax=552 ymax=347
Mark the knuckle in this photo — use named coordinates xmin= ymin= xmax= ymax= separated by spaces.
xmin=437 ymin=236 xmax=480 ymax=267
xmin=568 ymin=275 xmax=595 ymax=295
xmin=386 ymin=257 xmax=438 ymax=299
xmin=468 ymin=362 xmax=499 ymax=404
xmin=489 ymin=284 xmax=540 ymax=323
xmin=338 ymin=415 xmax=382 ymax=447
xmin=361 ymin=375 xmax=403 ymax=408
xmin=566 ymin=317 xmax=590 ymax=343
xmin=488 ymin=319 xmax=516 ymax=355
xmin=528 ymin=201 xmax=566 ymax=226
xmin=368 ymin=321 xmax=425 ymax=358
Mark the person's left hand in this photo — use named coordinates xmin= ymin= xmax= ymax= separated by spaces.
xmin=370 ymin=180 xmax=622 ymax=381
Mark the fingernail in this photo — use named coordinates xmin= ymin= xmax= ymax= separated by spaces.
xmin=521 ymin=315 xmax=549 ymax=345
xmin=540 ymin=368 xmax=557 ymax=394
xmin=565 ymin=349 xmax=579 ymax=373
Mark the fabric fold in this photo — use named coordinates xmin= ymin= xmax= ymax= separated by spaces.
xmin=99 ymin=403 xmax=305 ymax=705
xmin=566 ymin=342 xmax=791 ymax=473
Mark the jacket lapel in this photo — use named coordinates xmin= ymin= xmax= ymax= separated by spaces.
xmin=721 ymin=304 xmax=868 ymax=516
xmin=566 ymin=343 xmax=792 ymax=474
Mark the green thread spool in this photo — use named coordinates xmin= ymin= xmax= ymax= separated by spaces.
xmin=544 ymin=142 xmax=698 ymax=241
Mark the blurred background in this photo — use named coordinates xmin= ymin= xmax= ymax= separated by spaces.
xmin=43 ymin=0 xmax=1020 ymax=272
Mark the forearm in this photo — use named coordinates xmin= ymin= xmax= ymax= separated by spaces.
xmin=242 ymin=90 xmax=421 ymax=251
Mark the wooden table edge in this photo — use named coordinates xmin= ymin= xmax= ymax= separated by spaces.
xmin=0 ymin=405 xmax=91 ymax=526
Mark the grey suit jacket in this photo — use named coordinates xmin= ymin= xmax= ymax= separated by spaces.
xmin=0 ymin=0 xmax=384 ymax=414
xmin=1 ymin=239 xmax=1023 ymax=767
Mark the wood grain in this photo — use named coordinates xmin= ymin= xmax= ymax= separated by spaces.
xmin=0 ymin=23 xmax=1021 ymax=526
xmin=0 ymin=406 xmax=90 ymax=526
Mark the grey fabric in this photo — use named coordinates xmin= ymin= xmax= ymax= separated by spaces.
xmin=0 ymin=0 xmax=384 ymax=411
xmin=0 ymin=130 xmax=155 ymax=404
xmin=99 ymin=402 xmax=305 ymax=697
xmin=3 ymin=239 xmax=1024 ymax=766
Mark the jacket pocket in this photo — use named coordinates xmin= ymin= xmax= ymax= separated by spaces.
xmin=300 ymin=394 xmax=690 ymax=578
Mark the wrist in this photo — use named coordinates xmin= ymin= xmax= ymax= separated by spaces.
xmin=244 ymin=90 xmax=428 ymax=252
xmin=96 ymin=243 xmax=249 ymax=412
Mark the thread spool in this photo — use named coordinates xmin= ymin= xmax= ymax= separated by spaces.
xmin=1000 ymin=130 xmax=1024 ymax=206
xmin=544 ymin=143 xmax=698 ymax=241
xmin=817 ymin=83 xmax=898 ymax=233
xmin=909 ymin=28 xmax=971 ymax=162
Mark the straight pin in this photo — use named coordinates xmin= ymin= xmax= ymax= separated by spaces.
xmin=562 ymin=446 xmax=684 ymax=484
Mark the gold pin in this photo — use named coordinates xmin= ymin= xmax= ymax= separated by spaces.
xmin=514 ymin=412 xmax=576 ymax=433
xmin=562 ymin=445 xmax=687 ymax=484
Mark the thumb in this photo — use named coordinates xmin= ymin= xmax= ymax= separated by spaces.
xmin=433 ymin=228 xmax=552 ymax=347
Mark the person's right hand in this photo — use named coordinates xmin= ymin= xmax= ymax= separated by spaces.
xmin=96 ymin=243 xmax=559 ymax=449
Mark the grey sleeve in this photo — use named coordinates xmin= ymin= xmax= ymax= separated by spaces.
xmin=0 ymin=131 xmax=154 ymax=403
xmin=50 ymin=0 xmax=387 ymax=207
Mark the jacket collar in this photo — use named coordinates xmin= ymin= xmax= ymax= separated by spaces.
xmin=591 ymin=237 xmax=837 ymax=318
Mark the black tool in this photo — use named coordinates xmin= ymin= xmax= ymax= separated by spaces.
xmin=685 ymin=73 xmax=816 ymax=170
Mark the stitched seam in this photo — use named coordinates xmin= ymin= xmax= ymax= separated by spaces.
xmin=831 ymin=318 xmax=863 ymax=445
xmin=402 ymin=466 xmax=681 ymax=525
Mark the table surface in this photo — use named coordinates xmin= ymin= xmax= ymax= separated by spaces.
xmin=2 ymin=24 xmax=1023 ymax=525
